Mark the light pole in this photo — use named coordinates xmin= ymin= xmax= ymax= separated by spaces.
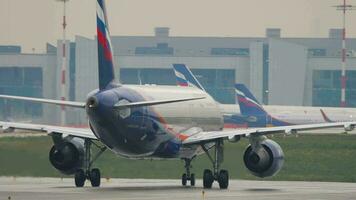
xmin=334 ymin=0 xmax=354 ymax=107
xmin=56 ymin=0 xmax=69 ymax=125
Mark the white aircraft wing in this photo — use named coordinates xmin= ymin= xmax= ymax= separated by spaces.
xmin=183 ymin=122 xmax=356 ymax=145
xmin=0 ymin=121 xmax=97 ymax=140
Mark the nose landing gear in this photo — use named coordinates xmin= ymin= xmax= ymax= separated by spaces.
xmin=181 ymin=158 xmax=196 ymax=186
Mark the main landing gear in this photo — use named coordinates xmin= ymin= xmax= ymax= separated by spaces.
xmin=75 ymin=139 xmax=107 ymax=187
xmin=181 ymin=158 xmax=195 ymax=186
xmin=180 ymin=139 xmax=229 ymax=189
xmin=201 ymin=139 xmax=229 ymax=189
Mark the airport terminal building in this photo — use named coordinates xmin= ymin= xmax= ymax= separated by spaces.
xmin=1 ymin=27 xmax=356 ymax=125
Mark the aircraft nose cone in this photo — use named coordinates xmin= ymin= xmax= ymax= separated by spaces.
xmin=86 ymin=96 xmax=99 ymax=108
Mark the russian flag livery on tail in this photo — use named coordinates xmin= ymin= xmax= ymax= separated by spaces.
xmin=97 ymin=0 xmax=116 ymax=90
xmin=173 ymin=64 xmax=205 ymax=91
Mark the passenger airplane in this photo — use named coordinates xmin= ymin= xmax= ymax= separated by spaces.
xmin=173 ymin=64 xmax=336 ymax=128
xmin=0 ymin=0 xmax=355 ymax=190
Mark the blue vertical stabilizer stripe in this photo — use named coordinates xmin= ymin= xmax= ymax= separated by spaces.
xmin=173 ymin=64 xmax=205 ymax=91
xmin=235 ymin=84 xmax=267 ymax=116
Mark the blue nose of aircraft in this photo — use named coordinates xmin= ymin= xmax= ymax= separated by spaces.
xmin=85 ymin=88 xmax=169 ymax=157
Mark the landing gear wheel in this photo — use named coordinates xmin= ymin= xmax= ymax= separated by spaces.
xmin=182 ymin=173 xmax=187 ymax=186
xmin=190 ymin=173 xmax=195 ymax=186
xmin=89 ymin=168 xmax=101 ymax=187
xmin=218 ymin=170 xmax=229 ymax=189
xmin=203 ymin=169 xmax=214 ymax=189
xmin=74 ymin=169 xmax=86 ymax=187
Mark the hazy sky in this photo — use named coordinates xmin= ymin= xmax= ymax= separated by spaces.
xmin=1 ymin=0 xmax=356 ymax=53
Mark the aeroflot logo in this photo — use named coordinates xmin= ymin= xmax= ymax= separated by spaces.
xmin=235 ymin=89 xmax=262 ymax=109
xmin=246 ymin=116 xmax=258 ymax=122
xmin=174 ymin=70 xmax=189 ymax=87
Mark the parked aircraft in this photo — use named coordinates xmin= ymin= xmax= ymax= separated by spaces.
xmin=172 ymin=64 xmax=348 ymax=128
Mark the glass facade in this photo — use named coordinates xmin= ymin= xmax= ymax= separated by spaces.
xmin=262 ymin=44 xmax=269 ymax=105
xmin=191 ymin=69 xmax=235 ymax=103
xmin=0 ymin=46 xmax=21 ymax=54
xmin=120 ymin=68 xmax=235 ymax=104
xmin=69 ymin=43 xmax=76 ymax=101
xmin=313 ymin=70 xmax=356 ymax=107
xmin=0 ymin=67 xmax=43 ymax=120
xmin=211 ymin=48 xmax=249 ymax=56
xmin=308 ymin=49 xmax=326 ymax=57
xmin=135 ymin=43 xmax=173 ymax=55
xmin=121 ymin=68 xmax=176 ymax=85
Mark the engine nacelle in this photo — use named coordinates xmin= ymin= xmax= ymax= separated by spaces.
xmin=243 ymin=139 xmax=284 ymax=178
xmin=49 ymin=138 xmax=85 ymax=175
xmin=344 ymin=124 xmax=355 ymax=132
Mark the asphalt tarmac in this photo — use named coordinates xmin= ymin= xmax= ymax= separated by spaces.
xmin=0 ymin=177 xmax=355 ymax=200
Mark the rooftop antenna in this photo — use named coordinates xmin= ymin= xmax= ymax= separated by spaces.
xmin=333 ymin=0 xmax=355 ymax=107
xmin=56 ymin=0 xmax=70 ymax=125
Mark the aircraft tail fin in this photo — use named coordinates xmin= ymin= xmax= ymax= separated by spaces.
xmin=235 ymin=84 xmax=267 ymax=116
xmin=320 ymin=109 xmax=333 ymax=122
xmin=96 ymin=0 xmax=116 ymax=90
xmin=172 ymin=64 xmax=205 ymax=91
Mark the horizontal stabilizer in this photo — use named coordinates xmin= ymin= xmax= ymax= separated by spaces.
xmin=0 ymin=95 xmax=86 ymax=108
xmin=114 ymin=96 xmax=206 ymax=109
xmin=0 ymin=121 xmax=96 ymax=140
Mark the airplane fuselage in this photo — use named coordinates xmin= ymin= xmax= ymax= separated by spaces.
xmin=86 ymin=84 xmax=223 ymax=159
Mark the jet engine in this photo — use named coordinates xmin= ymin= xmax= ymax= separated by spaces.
xmin=243 ymin=139 xmax=284 ymax=178
xmin=49 ymin=137 xmax=85 ymax=175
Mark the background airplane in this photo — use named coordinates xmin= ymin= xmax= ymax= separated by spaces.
xmin=0 ymin=0 xmax=355 ymax=190
xmin=172 ymin=64 xmax=355 ymax=129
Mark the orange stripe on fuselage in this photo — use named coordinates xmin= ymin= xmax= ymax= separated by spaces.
xmin=151 ymin=109 xmax=189 ymax=141
xmin=136 ymin=92 xmax=188 ymax=141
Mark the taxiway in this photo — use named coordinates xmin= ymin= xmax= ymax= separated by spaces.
xmin=0 ymin=177 xmax=355 ymax=200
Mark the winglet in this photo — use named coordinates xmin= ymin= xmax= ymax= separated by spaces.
xmin=97 ymin=0 xmax=116 ymax=90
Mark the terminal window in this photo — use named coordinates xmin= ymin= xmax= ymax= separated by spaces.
xmin=0 ymin=67 xmax=43 ymax=120
xmin=188 ymin=69 xmax=235 ymax=104
xmin=308 ymin=49 xmax=326 ymax=57
xmin=313 ymin=70 xmax=356 ymax=107
xmin=211 ymin=48 xmax=249 ymax=56
xmin=135 ymin=43 xmax=174 ymax=55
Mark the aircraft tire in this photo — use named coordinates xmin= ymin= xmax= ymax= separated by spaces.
xmin=190 ymin=173 xmax=195 ymax=186
xmin=89 ymin=168 xmax=101 ymax=187
xmin=218 ymin=170 xmax=229 ymax=189
xmin=203 ymin=169 xmax=214 ymax=189
xmin=182 ymin=173 xmax=187 ymax=186
xmin=74 ymin=169 xmax=86 ymax=187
